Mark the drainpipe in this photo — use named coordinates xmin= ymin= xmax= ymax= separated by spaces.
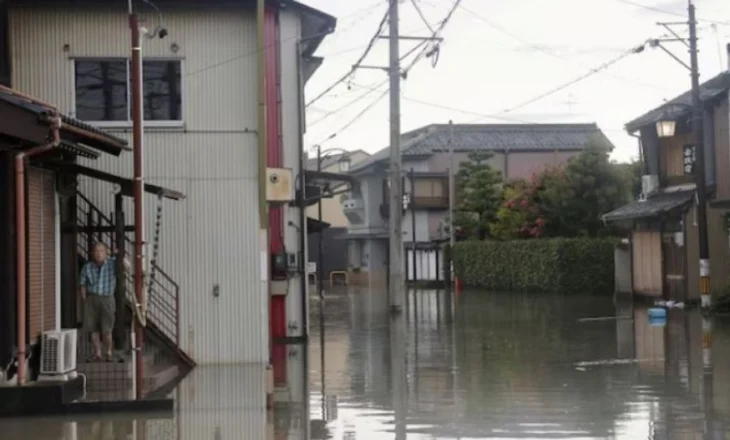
xmin=129 ymin=6 xmax=146 ymax=400
xmin=295 ymin=39 xmax=307 ymax=339
xmin=15 ymin=112 xmax=62 ymax=386
xmin=256 ymin=0 xmax=271 ymax=370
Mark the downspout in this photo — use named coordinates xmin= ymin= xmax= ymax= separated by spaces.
xmin=295 ymin=39 xmax=307 ymax=339
xmin=15 ymin=112 xmax=62 ymax=386
xmin=256 ymin=0 xmax=270 ymax=359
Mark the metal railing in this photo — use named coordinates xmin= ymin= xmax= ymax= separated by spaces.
xmin=76 ymin=192 xmax=180 ymax=346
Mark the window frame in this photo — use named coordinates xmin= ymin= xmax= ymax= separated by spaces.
xmin=72 ymin=56 xmax=184 ymax=128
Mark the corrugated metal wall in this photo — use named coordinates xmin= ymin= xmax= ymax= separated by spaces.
xmin=176 ymin=365 xmax=267 ymax=439
xmin=8 ymin=3 xmax=287 ymax=363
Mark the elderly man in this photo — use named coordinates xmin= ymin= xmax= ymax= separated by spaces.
xmin=79 ymin=243 xmax=129 ymax=362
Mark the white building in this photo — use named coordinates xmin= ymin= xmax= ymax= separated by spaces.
xmin=4 ymin=0 xmax=336 ymax=368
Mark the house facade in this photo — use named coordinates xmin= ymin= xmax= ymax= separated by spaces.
xmin=0 ymin=85 xmax=197 ymax=402
xmin=3 ymin=0 xmax=336 ymax=366
xmin=304 ymin=149 xmax=369 ymax=284
xmin=604 ymin=70 xmax=730 ymax=302
xmin=344 ymin=123 xmax=613 ymax=285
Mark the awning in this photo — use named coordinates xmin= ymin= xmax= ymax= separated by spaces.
xmin=307 ymin=217 xmax=330 ymax=233
xmin=603 ymin=190 xmax=694 ymax=222
xmin=51 ymin=162 xmax=185 ymax=200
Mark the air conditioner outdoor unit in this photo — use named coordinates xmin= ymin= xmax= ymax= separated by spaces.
xmin=342 ymin=198 xmax=364 ymax=210
xmin=641 ymin=174 xmax=659 ymax=197
xmin=38 ymin=329 xmax=78 ymax=381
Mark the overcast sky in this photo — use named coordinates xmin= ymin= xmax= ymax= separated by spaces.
xmin=300 ymin=0 xmax=730 ymax=163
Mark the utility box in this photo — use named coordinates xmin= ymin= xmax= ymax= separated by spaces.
xmin=266 ymin=167 xmax=294 ymax=203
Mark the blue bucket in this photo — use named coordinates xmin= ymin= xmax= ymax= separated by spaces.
xmin=647 ymin=307 xmax=667 ymax=319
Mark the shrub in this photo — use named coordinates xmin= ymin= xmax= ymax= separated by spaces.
xmin=452 ymin=237 xmax=616 ymax=294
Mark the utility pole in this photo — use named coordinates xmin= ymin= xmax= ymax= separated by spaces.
xmin=447 ymin=120 xmax=455 ymax=284
xmin=388 ymin=0 xmax=404 ymax=312
xmin=317 ymin=145 xmax=324 ymax=299
xmin=688 ymin=1 xmax=711 ymax=308
xmin=128 ymin=0 xmax=145 ymax=400
xmin=409 ymin=168 xmax=417 ymax=283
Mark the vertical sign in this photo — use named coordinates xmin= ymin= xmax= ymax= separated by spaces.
xmin=683 ymin=144 xmax=696 ymax=175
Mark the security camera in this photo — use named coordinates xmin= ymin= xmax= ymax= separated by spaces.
xmin=158 ymin=28 xmax=168 ymax=39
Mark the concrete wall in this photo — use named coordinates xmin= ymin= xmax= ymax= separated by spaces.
xmin=8 ymin=3 xmax=309 ymax=363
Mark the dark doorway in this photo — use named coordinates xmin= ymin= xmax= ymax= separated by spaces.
xmin=662 ymin=228 xmax=686 ymax=301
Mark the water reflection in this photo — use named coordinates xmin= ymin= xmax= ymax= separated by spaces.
xmin=309 ymin=288 xmax=730 ymax=439
xmin=1 ymin=289 xmax=730 ymax=439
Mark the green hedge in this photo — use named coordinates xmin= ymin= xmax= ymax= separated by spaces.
xmin=452 ymin=238 xmax=616 ymax=294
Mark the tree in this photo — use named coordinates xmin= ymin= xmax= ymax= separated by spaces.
xmin=613 ymin=160 xmax=643 ymax=201
xmin=489 ymin=179 xmax=546 ymax=240
xmin=537 ymin=139 xmax=628 ymax=238
xmin=454 ymin=150 xmax=502 ymax=240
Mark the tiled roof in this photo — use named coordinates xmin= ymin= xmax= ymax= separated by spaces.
xmin=625 ymin=71 xmax=730 ymax=133
xmin=351 ymin=123 xmax=612 ymax=173
xmin=0 ymin=88 xmax=129 ymax=155
xmin=603 ymin=190 xmax=695 ymax=222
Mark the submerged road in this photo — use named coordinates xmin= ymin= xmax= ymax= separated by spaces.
xmin=1 ymin=288 xmax=728 ymax=438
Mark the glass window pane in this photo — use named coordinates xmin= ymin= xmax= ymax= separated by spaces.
xmin=143 ymin=60 xmax=182 ymax=121
xmin=74 ymin=60 xmax=128 ymax=121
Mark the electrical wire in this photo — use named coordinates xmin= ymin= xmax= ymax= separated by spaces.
xmin=308 ymin=79 xmax=389 ymax=127
xmin=610 ymin=0 xmax=729 ymax=26
xmin=403 ymin=0 xmax=463 ymax=73
xmin=306 ymin=10 xmax=390 ymax=108
xmin=312 ymin=1 xmax=464 ymax=145
xmin=410 ymin=0 xmax=435 ymax=33
xmin=184 ymin=3 xmax=383 ymax=79
xmin=316 ymin=89 xmax=389 ymax=146
xmin=458 ymin=3 xmax=674 ymax=92
xmin=499 ymin=49 xmax=642 ymax=116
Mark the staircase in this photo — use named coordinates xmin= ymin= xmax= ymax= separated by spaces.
xmin=75 ymin=191 xmax=194 ymax=399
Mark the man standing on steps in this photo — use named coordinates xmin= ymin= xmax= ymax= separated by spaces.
xmin=79 ymin=242 xmax=130 ymax=362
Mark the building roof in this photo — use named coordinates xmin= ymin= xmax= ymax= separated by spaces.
xmin=351 ymin=123 xmax=612 ymax=174
xmin=625 ymin=71 xmax=730 ymax=133
xmin=0 ymin=87 xmax=129 ymax=155
xmin=602 ymin=190 xmax=695 ymax=222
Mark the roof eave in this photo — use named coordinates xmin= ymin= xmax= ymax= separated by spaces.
xmin=285 ymin=0 xmax=336 ymax=59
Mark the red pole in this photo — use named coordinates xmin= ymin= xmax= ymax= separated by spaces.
xmin=129 ymin=9 xmax=145 ymax=400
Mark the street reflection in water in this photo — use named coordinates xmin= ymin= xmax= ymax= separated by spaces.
xmin=1 ymin=288 xmax=729 ymax=439
xmin=308 ymin=288 xmax=728 ymax=439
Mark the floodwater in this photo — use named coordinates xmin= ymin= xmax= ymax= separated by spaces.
xmin=2 ymin=288 xmax=730 ymax=439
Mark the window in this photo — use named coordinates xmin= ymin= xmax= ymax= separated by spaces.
xmin=74 ymin=59 xmax=182 ymax=124
xmin=338 ymin=157 xmax=351 ymax=172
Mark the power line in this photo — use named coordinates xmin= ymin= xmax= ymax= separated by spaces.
xmin=184 ymin=3 xmax=384 ymax=79
xmin=306 ymin=10 xmax=390 ymax=108
xmin=496 ymin=48 xmax=642 ymax=116
xmin=610 ymin=0 xmax=729 ymax=26
xmin=316 ymin=89 xmax=389 ymax=145
xmin=312 ymin=1 xmax=465 ymax=144
xmin=308 ymin=79 xmax=389 ymax=127
xmin=458 ymin=3 xmax=672 ymax=92
xmin=410 ymin=0 xmax=435 ymax=33
xmin=403 ymin=0 xmax=463 ymax=72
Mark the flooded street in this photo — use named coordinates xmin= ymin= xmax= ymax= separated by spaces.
xmin=2 ymin=288 xmax=730 ymax=438
xmin=308 ymin=289 xmax=729 ymax=438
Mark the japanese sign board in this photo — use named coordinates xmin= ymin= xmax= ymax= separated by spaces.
xmin=683 ymin=144 xmax=696 ymax=175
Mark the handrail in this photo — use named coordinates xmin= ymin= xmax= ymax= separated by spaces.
xmin=75 ymin=191 xmax=182 ymax=348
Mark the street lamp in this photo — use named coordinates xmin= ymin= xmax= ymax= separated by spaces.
xmin=315 ymin=145 xmax=351 ymax=299
xmin=646 ymin=0 xmax=710 ymax=307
